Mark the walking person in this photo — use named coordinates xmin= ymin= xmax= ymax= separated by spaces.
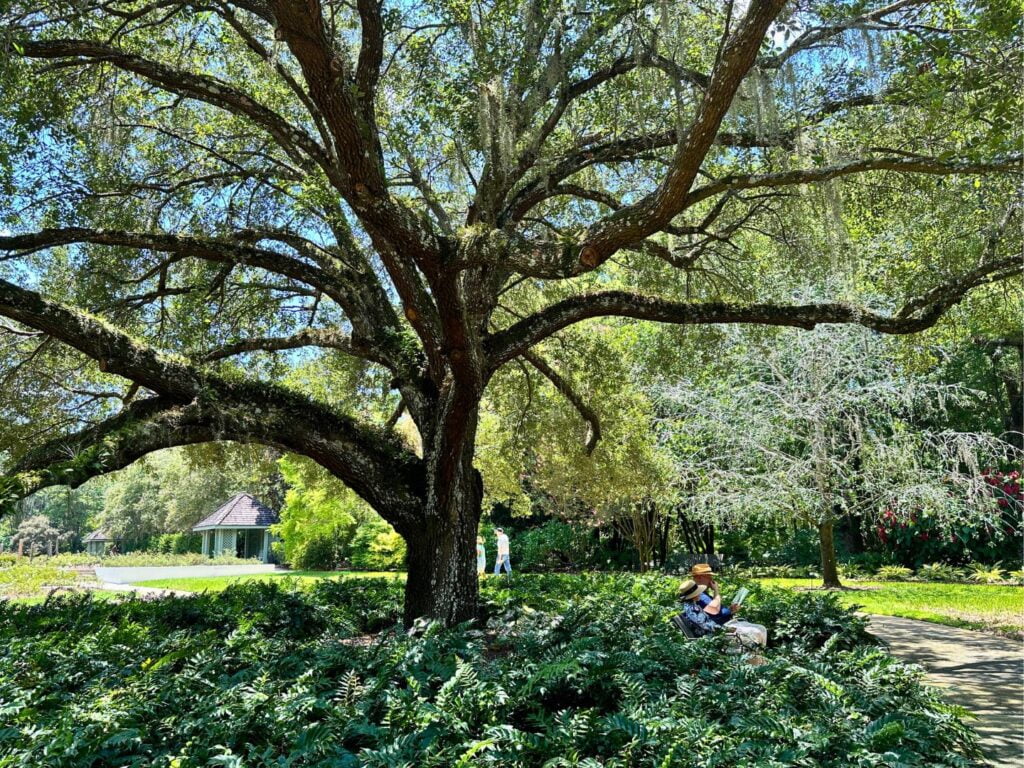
xmin=493 ymin=527 xmax=512 ymax=576
xmin=476 ymin=535 xmax=487 ymax=577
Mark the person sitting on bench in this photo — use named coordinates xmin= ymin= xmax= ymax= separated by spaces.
xmin=689 ymin=563 xmax=768 ymax=647
xmin=677 ymin=579 xmax=721 ymax=638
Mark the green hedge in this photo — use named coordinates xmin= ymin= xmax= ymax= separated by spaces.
xmin=0 ymin=574 xmax=979 ymax=766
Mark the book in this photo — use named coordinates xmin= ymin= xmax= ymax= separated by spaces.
xmin=731 ymin=587 xmax=749 ymax=606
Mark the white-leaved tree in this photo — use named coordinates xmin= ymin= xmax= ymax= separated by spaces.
xmin=657 ymin=325 xmax=1018 ymax=586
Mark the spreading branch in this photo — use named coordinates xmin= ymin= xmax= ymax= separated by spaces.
xmin=198 ymin=327 xmax=361 ymax=362
xmin=522 ymin=351 xmax=601 ymax=454
xmin=0 ymin=276 xmax=426 ymax=521
xmin=487 ymin=255 xmax=1023 ymax=366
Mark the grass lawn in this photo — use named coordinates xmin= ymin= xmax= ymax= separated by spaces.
xmin=133 ymin=569 xmax=405 ymax=592
xmin=756 ymin=578 xmax=1024 ymax=635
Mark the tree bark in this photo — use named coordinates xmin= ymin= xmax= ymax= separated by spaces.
xmin=402 ymin=382 xmax=485 ymax=626
xmin=403 ymin=498 xmax=481 ymax=626
xmin=818 ymin=518 xmax=842 ymax=588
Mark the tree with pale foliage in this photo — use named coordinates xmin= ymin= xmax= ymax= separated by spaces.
xmin=657 ymin=325 xmax=1019 ymax=587
xmin=11 ymin=514 xmax=70 ymax=556
xmin=0 ymin=0 xmax=1020 ymax=623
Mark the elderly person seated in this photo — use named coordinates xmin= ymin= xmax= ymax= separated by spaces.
xmin=680 ymin=564 xmax=768 ymax=648
xmin=677 ymin=579 xmax=721 ymax=638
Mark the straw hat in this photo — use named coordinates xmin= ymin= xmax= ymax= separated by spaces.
xmin=678 ymin=580 xmax=707 ymax=601
xmin=690 ymin=563 xmax=715 ymax=577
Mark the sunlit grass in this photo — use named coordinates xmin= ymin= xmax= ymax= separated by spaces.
xmin=133 ymin=570 xmax=405 ymax=592
xmin=756 ymin=578 xmax=1024 ymax=634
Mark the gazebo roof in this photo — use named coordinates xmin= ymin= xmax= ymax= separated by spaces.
xmin=193 ymin=493 xmax=278 ymax=530
xmin=83 ymin=529 xmax=115 ymax=542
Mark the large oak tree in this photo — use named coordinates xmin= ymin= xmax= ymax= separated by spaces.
xmin=0 ymin=0 xmax=1020 ymax=624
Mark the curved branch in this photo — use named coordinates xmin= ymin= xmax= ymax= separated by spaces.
xmin=486 ymin=256 xmax=1023 ymax=366
xmin=17 ymin=38 xmax=328 ymax=170
xmin=522 ymin=351 xmax=601 ymax=454
xmin=687 ymin=154 xmax=1024 ymax=206
xmin=0 ymin=227 xmax=348 ymax=306
xmin=0 ymin=275 xmax=205 ymax=398
xmin=198 ymin=327 xmax=361 ymax=362
xmin=1 ymin=397 xmax=218 ymax=506
xmin=0 ymin=279 xmax=427 ymax=522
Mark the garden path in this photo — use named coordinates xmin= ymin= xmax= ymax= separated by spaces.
xmin=868 ymin=614 xmax=1022 ymax=767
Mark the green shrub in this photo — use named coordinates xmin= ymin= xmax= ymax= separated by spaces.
xmin=515 ymin=520 xmax=597 ymax=571
xmin=917 ymin=563 xmax=965 ymax=582
xmin=967 ymin=561 xmax=1006 ymax=584
xmin=349 ymin=520 xmax=406 ymax=570
xmin=876 ymin=565 xmax=913 ymax=581
xmin=0 ymin=574 xmax=980 ymax=767
xmin=0 ymin=562 xmax=78 ymax=596
xmin=0 ymin=553 xmax=18 ymax=568
xmin=838 ymin=562 xmax=871 ymax=579
xmin=735 ymin=564 xmax=814 ymax=579
xmin=46 ymin=552 xmax=260 ymax=567
xmin=290 ymin=531 xmax=343 ymax=571
xmin=147 ymin=532 xmax=202 ymax=554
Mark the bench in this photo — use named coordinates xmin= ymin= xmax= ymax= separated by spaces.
xmin=671 ymin=612 xmax=698 ymax=639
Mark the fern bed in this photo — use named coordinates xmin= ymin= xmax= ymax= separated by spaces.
xmin=0 ymin=574 xmax=981 ymax=767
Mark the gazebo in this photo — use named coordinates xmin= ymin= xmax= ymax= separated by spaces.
xmin=193 ymin=493 xmax=278 ymax=562
xmin=83 ymin=529 xmax=118 ymax=555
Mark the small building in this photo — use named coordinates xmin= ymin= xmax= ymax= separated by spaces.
xmin=193 ymin=493 xmax=279 ymax=562
xmin=83 ymin=529 xmax=118 ymax=555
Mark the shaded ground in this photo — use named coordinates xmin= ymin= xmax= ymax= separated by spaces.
xmin=869 ymin=614 xmax=1023 ymax=768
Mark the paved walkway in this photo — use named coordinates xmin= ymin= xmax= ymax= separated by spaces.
xmin=868 ymin=615 xmax=1023 ymax=767
xmin=94 ymin=564 xmax=279 ymax=584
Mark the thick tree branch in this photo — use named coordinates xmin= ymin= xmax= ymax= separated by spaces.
xmin=198 ymin=327 xmax=362 ymax=362
xmin=267 ymin=0 xmax=445 ymax=359
xmin=562 ymin=0 xmax=787 ymax=270
xmin=0 ymin=278 xmax=427 ymax=522
xmin=486 ymin=256 xmax=1023 ymax=366
xmin=522 ymin=351 xmax=601 ymax=454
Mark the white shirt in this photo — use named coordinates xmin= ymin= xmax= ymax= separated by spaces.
xmin=496 ymin=533 xmax=509 ymax=556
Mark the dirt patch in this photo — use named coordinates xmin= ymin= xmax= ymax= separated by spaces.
xmin=339 ymin=634 xmax=378 ymax=648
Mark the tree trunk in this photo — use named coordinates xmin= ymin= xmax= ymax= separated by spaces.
xmin=702 ymin=521 xmax=715 ymax=556
xmin=403 ymin=503 xmax=481 ymax=626
xmin=401 ymin=382 xmax=484 ymax=627
xmin=818 ymin=518 xmax=842 ymax=588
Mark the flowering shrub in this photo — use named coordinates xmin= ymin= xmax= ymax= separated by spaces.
xmin=872 ymin=469 xmax=1023 ymax=567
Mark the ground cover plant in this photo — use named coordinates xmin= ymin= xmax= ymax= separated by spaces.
xmin=757 ymin=578 xmax=1024 ymax=636
xmin=0 ymin=574 xmax=981 ymax=767
xmin=0 ymin=561 xmax=83 ymax=598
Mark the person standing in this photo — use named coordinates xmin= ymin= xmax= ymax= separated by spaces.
xmin=494 ymin=528 xmax=512 ymax=576
xmin=476 ymin=535 xmax=487 ymax=576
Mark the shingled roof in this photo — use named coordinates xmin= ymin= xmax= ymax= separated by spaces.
xmin=83 ymin=529 xmax=116 ymax=542
xmin=192 ymin=493 xmax=279 ymax=530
